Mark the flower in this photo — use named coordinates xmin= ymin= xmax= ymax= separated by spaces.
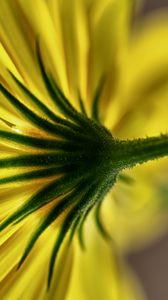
xmin=0 ymin=0 xmax=168 ymax=299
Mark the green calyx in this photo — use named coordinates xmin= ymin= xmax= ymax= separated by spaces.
xmin=0 ymin=39 xmax=167 ymax=288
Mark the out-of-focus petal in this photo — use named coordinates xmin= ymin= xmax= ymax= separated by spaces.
xmin=67 ymin=222 xmax=146 ymax=300
xmin=105 ymin=12 xmax=168 ymax=132
xmin=102 ymin=159 xmax=168 ymax=252
xmin=81 ymin=0 xmax=135 ymax=116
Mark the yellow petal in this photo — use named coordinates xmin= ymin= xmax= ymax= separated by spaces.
xmin=67 ymin=221 xmax=146 ymax=300
xmin=18 ymin=0 xmax=69 ymax=95
xmin=0 ymin=222 xmax=73 ymax=300
xmin=0 ymin=0 xmax=42 ymax=91
xmin=82 ymin=0 xmax=134 ymax=115
xmin=107 ymin=11 xmax=168 ymax=132
xmin=102 ymin=159 xmax=168 ymax=252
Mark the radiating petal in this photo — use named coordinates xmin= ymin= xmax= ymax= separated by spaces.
xmin=0 ymin=1 xmax=168 ymax=299
xmin=0 ymin=0 xmax=42 ymax=90
xmin=0 ymin=221 xmax=73 ymax=300
xmin=67 ymin=222 xmax=146 ymax=300
xmin=106 ymin=11 xmax=168 ymax=132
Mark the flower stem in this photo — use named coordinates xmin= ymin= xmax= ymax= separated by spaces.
xmin=114 ymin=134 xmax=168 ymax=169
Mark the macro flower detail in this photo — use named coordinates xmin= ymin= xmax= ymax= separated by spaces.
xmin=0 ymin=1 xmax=168 ymax=299
xmin=0 ymin=39 xmax=168 ymax=289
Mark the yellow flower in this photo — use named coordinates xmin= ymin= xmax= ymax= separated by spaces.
xmin=0 ymin=0 xmax=168 ymax=299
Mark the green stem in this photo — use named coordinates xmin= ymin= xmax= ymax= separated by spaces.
xmin=114 ymin=134 xmax=168 ymax=169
